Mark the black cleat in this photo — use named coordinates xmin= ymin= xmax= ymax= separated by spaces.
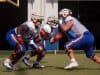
xmin=32 ymin=62 xmax=45 ymax=68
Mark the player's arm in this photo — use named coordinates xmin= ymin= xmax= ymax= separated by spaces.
xmin=34 ymin=36 xmax=42 ymax=43
xmin=16 ymin=25 xmax=25 ymax=44
xmin=50 ymin=20 xmax=73 ymax=43
xmin=61 ymin=20 xmax=73 ymax=32
xmin=50 ymin=32 xmax=63 ymax=43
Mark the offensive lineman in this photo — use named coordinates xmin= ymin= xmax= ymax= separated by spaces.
xmin=50 ymin=8 xmax=100 ymax=69
xmin=3 ymin=14 xmax=42 ymax=70
xmin=22 ymin=17 xmax=58 ymax=68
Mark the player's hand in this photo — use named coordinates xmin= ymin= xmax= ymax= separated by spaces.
xmin=16 ymin=34 xmax=23 ymax=44
xmin=50 ymin=37 xmax=55 ymax=43
xmin=50 ymin=32 xmax=63 ymax=43
xmin=37 ymin=46 xmax=43 ymax=51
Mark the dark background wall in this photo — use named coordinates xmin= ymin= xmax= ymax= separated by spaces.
xmin=0 ymin=1 xmax=100 ymax=50
xmin=0 ymin=0 xmax=27 ymax=50
xmin=58 ymin=1 xmax=100 ymax=50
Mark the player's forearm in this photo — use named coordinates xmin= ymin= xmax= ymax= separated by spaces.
xmin=16 ymin=34 xmax=23 ymax=44
xmin=61 ymin=20 xmax=73 ymax=32
xmin=34 ymin=37 xmax=42 ymax=43
xmin=50 ymin=32 xmax=63 ymax=43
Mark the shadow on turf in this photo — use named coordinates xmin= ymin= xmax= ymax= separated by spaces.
xmin=54 ymin=66 xmax=100 ymax=71
xmin=1 ymin=66 xmax=100 ymax=72
xmin=1 ymin=67 xmax=44 ymax=72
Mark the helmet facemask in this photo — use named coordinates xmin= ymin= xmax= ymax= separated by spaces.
xmin=47 ymin=17 xmax=58 ymax=29
xmin=59 ymin=8 xmax=72 ymax=18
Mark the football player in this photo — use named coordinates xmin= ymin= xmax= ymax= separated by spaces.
xmin=22 ymin=17 xmax=58 ymax=68
xmin=3 ymin=14 xmax=42 ymax=70
xmin=50 ymin=8 xmax=100 ymax=69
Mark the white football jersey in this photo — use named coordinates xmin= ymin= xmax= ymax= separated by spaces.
xmin=20 ymin=21 xmax=38 ymax=42
xmin=60 ymin=16 xmax=88 ymax=37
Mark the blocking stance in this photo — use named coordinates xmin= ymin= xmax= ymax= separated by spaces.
xmin=50 ymin=8 xmax=100 ymax=69
xmin=22 ymin=17 xmax=58 ymax=68
xmin=3 ymin=14 xmax=42 ymax=70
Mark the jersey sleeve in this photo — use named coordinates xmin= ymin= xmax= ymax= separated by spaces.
xmin=65 ymin=16 xmax=73 ymax=22
xmin=25 ymin=21 xmax=35 ymax=31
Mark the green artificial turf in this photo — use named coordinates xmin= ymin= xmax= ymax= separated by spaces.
xmin=0 ymin=50 xmax=100 ymax=75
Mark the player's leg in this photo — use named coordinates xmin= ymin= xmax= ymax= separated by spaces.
xmin=84 ymin=41 xmax=100 ymax=63
xmin=91 ymin=55 xmax=100 ymax=63
xmin=63 ymin=35 xmax=86 ymax=69
xmin=22 ymin=49 xmax=37 ymax=66
xmin=32 ymin=46 xmax=46 ymax=68
xmin=23 ymin=41 xmax=45 ymax=68
xmin=3 ymin=31 xmax=26 ymax=70
xmin=23 ymin=47 xmax=46 ymax=68
xmin=22 ymin=40 xmax=38 ymax=66
xmin=83 ymin=32 xmax=100 ymax=63
xmin=64 ymin=47 xmax=79 ymax=69
xmin=3 ymin=44 xmax=26 ymax=70
xmin=84 ymin=46 xmax=100 ymax=63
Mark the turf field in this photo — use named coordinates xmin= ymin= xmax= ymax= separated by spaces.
xmin=0 ymin=50 xmax=100 ymax=75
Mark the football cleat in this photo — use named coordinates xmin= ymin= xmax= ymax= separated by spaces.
xmin=22 ymin=57 xmax=31 ymax=67
xmin=64 ymin=61 xmax=79 ymax=69
xmin=3 ymin=58 xmax=13 ymax=70
xmin=32 ymin=62 xmax=45 ymax=68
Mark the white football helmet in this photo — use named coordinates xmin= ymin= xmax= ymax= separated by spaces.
xmin=41 ymin=24 xmax=51 ymax=34
xmin=59 ymin=8 xmax=72 ymax=16
xmin=47 ymin=17 xmax=55 ymax=22
xmin=47 ymin=17 xmax=58 ymax=28
xmin=31 ymin=14 xmax=40 ymax=20
xmin=31 ymin=13 xmax=44 ymax=22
